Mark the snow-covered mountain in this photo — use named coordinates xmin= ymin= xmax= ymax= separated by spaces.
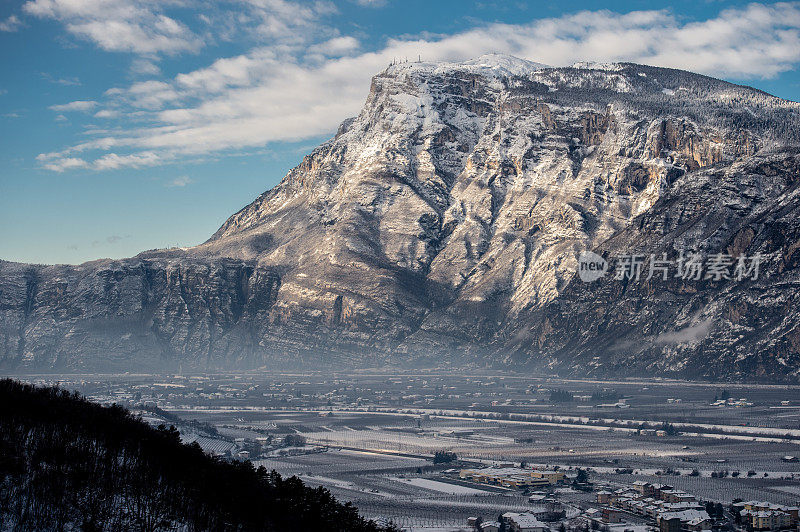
xmin=2 ymin=54 xmax=800 ymax=380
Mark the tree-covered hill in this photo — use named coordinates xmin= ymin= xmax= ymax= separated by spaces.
xmin=0 ymin=379 xmax=395 ymax=531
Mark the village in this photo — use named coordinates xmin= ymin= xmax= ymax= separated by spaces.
xmin=450 ymin=468 xmax=799 ymax=532
xmin=22 ymin=372 xmax=800 ymax=531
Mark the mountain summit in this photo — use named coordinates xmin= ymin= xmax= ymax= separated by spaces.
xmin=2 ymin=56 xmax=800 ymax=380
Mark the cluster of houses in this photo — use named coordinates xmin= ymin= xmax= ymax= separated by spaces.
xmin=592 ymin=482 xmax=800 ymax=532
xmin=594 ymin=481 xmax=711 ymax=531
xmin=466 ymin=513 xmax=550 ymax=532
xmin=459 ymin=478 xmax=800 ymax=532
xmin=734 ymin=501 xmax=799 ymax=530
xmin=459 ymin=467 xmax=565 ymax=489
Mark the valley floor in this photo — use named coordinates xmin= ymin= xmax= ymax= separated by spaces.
xmin=14 ymin=371 xmax=800 ymax=530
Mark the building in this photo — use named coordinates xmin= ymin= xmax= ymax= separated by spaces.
xmin=661 ymin=502 xmax=704 ymax=513
xmin=739 ymin=506 xmax=797 ymax=530
xmin=657 ymin=509 xmax=711 ymax=531
xmin=745 ymin=511 xmax=792 ymax=530
xmin=685 ymin=516 xmax=713 ymax=532
xmin=652 ymin=484 xmax=674 ymax=500
xmin=479 ymin=521 xmax=501 ymax=532
xmin=601 ymin=507 xmax=622 ymax=523
xmin=503 ymin=512 xmax=550 ymax=532
xmin=584 ymin=508 xmax=602 ymax=520
xmin=738 ymin=501 xmax=799 ymax=527
xmin=660 ymin=490 xmax=696 ymax=504
xmin=531 ymin=470 xmax=565 ymax=484
xmin=460 ymin=467 xmax=555 ymax=488
xmin=597 ymin=491 xmax=613 ymax=505
xmin=660 ymin=517 xmax=681 ymax=532
xmin=633 ymin=481 xmax=655 ymax=497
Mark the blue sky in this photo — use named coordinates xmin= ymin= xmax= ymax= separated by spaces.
xmin=1 ymin=0 xmax=799 ymax=265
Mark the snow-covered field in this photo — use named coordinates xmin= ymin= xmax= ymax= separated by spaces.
xmin=390 ymin=477 xmax=489 ymax=495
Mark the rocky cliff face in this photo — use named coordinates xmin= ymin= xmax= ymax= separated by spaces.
xmin=0 ymin=258 xmax=282 ymax=370
xmin=2 ymin=55 xmax=800 ymax=380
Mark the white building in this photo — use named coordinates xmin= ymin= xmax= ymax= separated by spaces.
xmin=503 ymin=512 xmax=550 ymax=532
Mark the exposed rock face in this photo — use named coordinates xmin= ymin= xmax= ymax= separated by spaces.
xmin=509 ymin=152 xmax=800 ymax=381
xmin=0 ymin=259 xmax=281 ymax=370
xmin=2 ymin=55 xmax=800 ymax=380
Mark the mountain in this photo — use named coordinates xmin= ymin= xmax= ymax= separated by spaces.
xmin=0 ymin=379 xmax=393 ymax=531
xmin=2 ymin=54 xmax=800 ymax=380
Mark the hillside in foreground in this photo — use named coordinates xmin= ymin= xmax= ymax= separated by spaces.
xmin=0 ymin=379 xmax=394 ymax=531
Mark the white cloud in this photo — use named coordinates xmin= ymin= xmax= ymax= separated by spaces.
xmin=41 ymin=73 xmax=81 ymax=86
xmin=174 ymin=48 xmax=278 ymax=93
xmin=350 ymin=0 xmax=388 ymax=6
xmin=107 ymin=80 xmax=182 ymax=109
xmin=42 ymin=157 xmax=88 ymax=172
xmin=130 ymin=58 xmax=161 ymax=76
xmin=23 ymin=0 xmax=203 ymax=55
xmin=38 ymin=149 xmax=164 ymax=171
xmin=0 ymin=14 xmax=23 ymax=31
xmin=36 ymin=2 xmax=800 ymax=172
xmin=242 ymin=0 xmax=338 ymax=42
xmin=93 ymin=151 xmax=162 ymax=170
xmin=49 ymin=100 xmax=97 ymax=112
xmin=94 ymin=109 xmax=121 ymax=118
xmin=307 ymin=36 xmax=360 ymax=57
xmin=166 ymin=175 xmax=193 ymax=187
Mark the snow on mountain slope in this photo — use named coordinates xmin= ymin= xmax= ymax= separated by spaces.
xmin=2 ymin=55 xmax=800 ymax=379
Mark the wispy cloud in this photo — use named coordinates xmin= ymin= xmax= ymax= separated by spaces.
xmin=166 ymin=175 xmax=193 ymax=187
xmin=49 ymin=100 xmax=97 ymax=112
xmin=350 ymin=0 xmax=389 ymax=7
xmin=130 ymin=58 xmax=161 ymax=76
xmin=41 ymin=156 xmax=88 ymax=172
xmin=20 ymin=0 xmax=341 ymax=56
xmin=91 ymin=234 xmax=130 ymax=247
xmin=654 ymin=318 xmax=714 ymax=345
xmin=37 ymin=150 xmax=164 ymax=171
xmin=22 ymin=0 xmax=203 ymax=55
xmin=94 ymin=109 xmax=121 ymax=118
xmin=241 ymin=0 xmax=338 ymax=43
xmin=106 ymin=80 xmax=181 ymax=109
xmin=41 ymin=72 xmax=81 ymax=86
xmin=307 ymin=36 xmax=360 ymax=57
xmin=92 ymin=151 xmax=163 ymax=170
xmin=69 ymin=234 xmax=130 ymax=250
xmin=34 ymin=2 xmax=800 ymax=172
xmin=0 ymin=14 xmax=23 ymax=32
